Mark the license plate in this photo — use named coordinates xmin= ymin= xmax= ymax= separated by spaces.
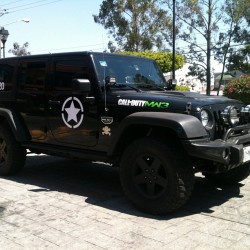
xmin=243 ymin=145 xmax=250 ymax=163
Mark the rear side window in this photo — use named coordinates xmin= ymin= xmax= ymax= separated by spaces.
xmin=0 ymin=63 xmax=15 ymax=91
xmin=54 ymin=58 xmax=91 ymax=91
xmin=18 ymin=61 xmax=46 ymax=90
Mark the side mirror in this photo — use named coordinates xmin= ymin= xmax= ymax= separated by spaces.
xmin=72 ymin=79 xmax=91 ymax=92
xmin=165 ymin=79 xmax=172 ymax=90
xmin=165 ymin=79 xmax=177 ymax=90
xmin=105 ymin=76 xmax=116 ymax=87
xmin=172 ymin=79 xmax=177 ymax=90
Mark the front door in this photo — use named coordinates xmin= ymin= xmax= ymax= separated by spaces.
xmin=47 ymin=56 xmax=98 ymax=147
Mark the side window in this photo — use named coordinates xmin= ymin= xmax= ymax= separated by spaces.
xmin=54 ymin=58 xmax=91 ymax=91
xmin=0 ymin=64 xmax=15 ymax=91
xmin=18 ymin=61 xmax=46 ymax=90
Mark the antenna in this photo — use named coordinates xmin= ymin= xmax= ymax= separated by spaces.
xmin=102 ymin=34 xmax=109 ymax=112
xmin=103 ymin=57 xmax=109 ymax=112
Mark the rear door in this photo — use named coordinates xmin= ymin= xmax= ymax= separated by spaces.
xmin=16 ymin=58 xmax=48 ymax=141
xmin=0 ymin=59 xmax=16 ymax=93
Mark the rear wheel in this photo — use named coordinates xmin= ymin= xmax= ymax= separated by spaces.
xmin=0 ymin=123 xmax=26 ymax=176
xmin=204 ymin=163 xmax=250 ymax=185
xmin=120 ymin=137 xmax=194 ymax=215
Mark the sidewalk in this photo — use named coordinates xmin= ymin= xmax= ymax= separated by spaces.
xmin=0 ymin=154 xmax=249 ymax=249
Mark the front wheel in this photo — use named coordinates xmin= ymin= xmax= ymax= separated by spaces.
xmin=120 ymin=137 xmax=194 ymax=215
xmin=0 ymin=123 xmax=26 ymax=176
xmin=204 ymin=163 xmax=250 ymax=185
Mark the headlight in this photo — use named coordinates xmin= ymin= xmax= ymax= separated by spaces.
xmin=221 ymin=106 xmax=240 ymax=126
xmin=201 ymin=110 xmax=209 ymax=127
xmin=241 ymin=105 xmax=250 ymax=123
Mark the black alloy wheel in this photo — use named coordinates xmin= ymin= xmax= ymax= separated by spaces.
xmin=120 ymin=137 xmax=194 ymax=215
xmin=0 ymin=137 xmax=7 ymax=166
xmin=0 ymin=123 xmax=26 ymax=175
xmin=132 ymin=154 xmax=168 ymax=199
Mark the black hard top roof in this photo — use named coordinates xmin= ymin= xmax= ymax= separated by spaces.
xmin=0 ymin=51 xmax=152 ymax=61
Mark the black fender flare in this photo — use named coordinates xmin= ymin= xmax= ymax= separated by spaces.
xmin=0 ymin=108 xmax=30 ymax=142
xmin=108 ymin=111 xmax=208 ymax=156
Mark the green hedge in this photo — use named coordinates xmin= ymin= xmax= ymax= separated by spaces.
xmin=175 ymin=85 xmax=190 ymax=91
xmin=119 ymin=51 xmax=185 ymax=73
xmin=223 ymin=75 xmax=250 ymax=104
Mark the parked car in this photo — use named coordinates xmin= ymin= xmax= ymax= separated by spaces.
xmin=0 ymin=51 xmax=249 ymax=214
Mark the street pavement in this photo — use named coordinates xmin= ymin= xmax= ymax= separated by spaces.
xmin=0 ymin=153 xmax=249 ymax=249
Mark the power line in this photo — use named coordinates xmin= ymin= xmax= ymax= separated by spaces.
xmin=0 ymin=0 xmax=24 ymax=7
xmin=176 ymin=42 xmax=249 ymax=54
xmin=29 ymin=43 xmax=106 ymax=54
xmin=1 ymin=0 xmax=62 ymax=15
xmin=4 ymin=0 xmax=52 ymax=10
xmin=27 ymin=40 xmax=248 ymax=56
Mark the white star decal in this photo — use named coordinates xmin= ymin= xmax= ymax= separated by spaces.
xmin=65 ymin=101 xmax=80 ymax=123
xmin=61 ymin=97 xmax=84 ymax=129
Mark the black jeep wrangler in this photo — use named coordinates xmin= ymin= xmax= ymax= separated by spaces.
xmin=0 ymin=52 xmax=250 ymax=215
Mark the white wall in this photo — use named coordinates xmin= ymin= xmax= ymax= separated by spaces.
xmin=164 ymin=64 xmax=215 ymax=92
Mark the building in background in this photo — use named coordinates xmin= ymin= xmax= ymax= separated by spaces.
xmin=164 ymin=64 xmax=208 ymax=92
xmin=214 ymin=70 xmax=246 ymax=90
xmin=165 ymin=63 xmax=248 ymax=93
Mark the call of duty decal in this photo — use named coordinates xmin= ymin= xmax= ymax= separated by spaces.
xmin=118 ymin=99 xmax=170 ymax=108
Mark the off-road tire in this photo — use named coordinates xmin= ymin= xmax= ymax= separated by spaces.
xmin=204 ymin=163 xmax=250 ymax=185
xmin=120 ymin=137 xmax=194 ymax=215
xmin=0 ymin=123 xmax=26 ymax=175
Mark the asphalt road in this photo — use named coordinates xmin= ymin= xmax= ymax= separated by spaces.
xmin=0 ymin=153 xmax=249 ymax=249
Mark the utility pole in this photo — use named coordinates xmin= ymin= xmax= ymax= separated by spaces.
xmin=206 ymin=0 xmax=212 ymax=96
xmin=172 ymin=0 xmax=176 ymax=89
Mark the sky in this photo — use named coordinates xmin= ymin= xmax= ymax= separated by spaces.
xmin=0 ymin=0 xmax=108 ymax=57
xmin=0 ymin=0 xmax=223 ymax=72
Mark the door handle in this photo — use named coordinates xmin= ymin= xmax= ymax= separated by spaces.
xmin=48 ymin=100 xmax=61 ymax=105
xmin=85 ymin=96 xmax=95 ymax=104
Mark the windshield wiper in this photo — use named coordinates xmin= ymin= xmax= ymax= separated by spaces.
xmin=136 ymin=84 xmax=165 ymax=91
xmin=113 ymin=83 xmax=141 ymax=92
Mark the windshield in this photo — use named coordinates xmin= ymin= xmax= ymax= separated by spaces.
xmin=93 ymin=54 xmax=167 ymax=87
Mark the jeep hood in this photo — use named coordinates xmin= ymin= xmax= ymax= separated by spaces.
xmin=109 ymin=89 xmax=242 ymax=113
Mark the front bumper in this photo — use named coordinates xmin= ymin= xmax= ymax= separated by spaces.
xmin=182 ymin=124 xmax=250 ymax=170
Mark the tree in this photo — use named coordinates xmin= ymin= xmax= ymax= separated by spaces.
xmin=8 ymin=42 xmax=30 ymax=56
xmin=226 ymin=0 xmax=250 ymax=73
xmin=227 ymin=45 xmax=250 ymax=73
xmin=213 ymin=0 xmax=242 ymax=94
xmin=93 ymin=0 xmax=172 ymax=52
xmin=120 ymin=51 xmax=185 ymax=72
xmin=237 ymin=0 xmax=250 ymax=22
xmin=165 ymin=0 xmax=225 ymax=95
